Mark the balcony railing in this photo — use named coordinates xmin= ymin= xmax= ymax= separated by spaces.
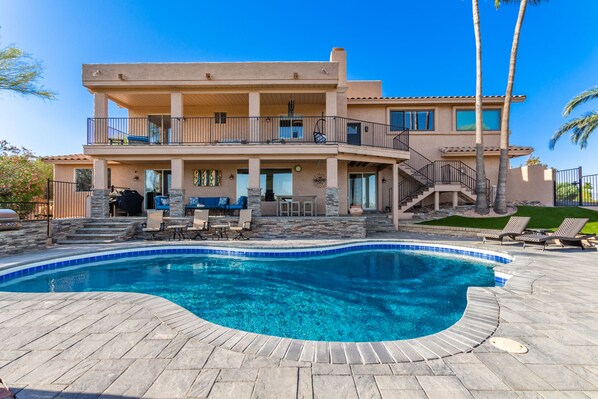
xmin=87 ymin=116 xmax=409 ymax=151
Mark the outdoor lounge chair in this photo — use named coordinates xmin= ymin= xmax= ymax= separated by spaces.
xmin=515 ymin=218 xmax=595 ymax=250
xmin=229 ymin=209 xmax=252 ymax=240
xmin=142 ymin=210 xmax=164 ymax=240
xmin=477 ymin=216 xmax=530 ymax=245
xmin=0 ymin=378 xmax=15 ymax=398
xmin=187 ymin=209 xmax=209 ymax=240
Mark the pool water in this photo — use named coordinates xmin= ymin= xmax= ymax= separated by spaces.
xmin=0 ymin=250 xmax=496 ymax=341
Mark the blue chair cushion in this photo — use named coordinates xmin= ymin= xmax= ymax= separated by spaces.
xmin=188 ymin=197 xmax=200 ymax=206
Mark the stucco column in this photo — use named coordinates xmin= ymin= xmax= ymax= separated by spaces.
xmin=434 ymin=191 xmax=440 ymax=211
xmin=93 ymin=93 xmax=108 ymax=144
xmin=249 ymin=92 xmax=260 ymax=143
xmin=171 ymin=92 xmax=183 ymax=144
xmin=326 ymin=158 xmax=339 ymax=216
xmin=170 ymin=158 xmax=185 ymax=217
xmin=91 ymin=159 xmax=109 ymax=218
xmin=392 ymin=163 xmax=399 ymax=230
xmin=247 ymin=158 xmax=261 ymax=216
xmin=325 ymin=91 xmax=338 ymax=142
xmin=453 ymin=191 xmax=459 ymax=208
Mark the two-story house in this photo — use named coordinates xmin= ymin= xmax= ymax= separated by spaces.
xmin=46 ymin=48 xmax=532 ymax=230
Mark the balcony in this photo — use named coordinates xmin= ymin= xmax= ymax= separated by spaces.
xmin=86 ymin=116 xmax=409 ymax=152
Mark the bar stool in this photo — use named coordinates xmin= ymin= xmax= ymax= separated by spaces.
xmin=303 ymin=200 xmax=314 ymax=216
xmin=279 ymin=200 xmax=290 ymax=216
xmin=290 ymin=200 xmax=301 ymax=216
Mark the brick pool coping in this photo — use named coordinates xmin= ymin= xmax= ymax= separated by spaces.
xmin=0 ymin=240 xmax=532 ymax=365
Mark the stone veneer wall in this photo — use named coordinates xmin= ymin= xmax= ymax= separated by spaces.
xmin=247 ymin=188 xmax=262 ymax=217
xmin=0 ymin=218 xmax=89 ymax=256
xmin=169 ymin=189 xmax=185 ymax=217
xmin=131 ymin=216 xmax=366 ymax=240
xmin=91 ymin=189 xmax=110 ymax=218
xmin=325 ymin=188 xmax=340 ymax=216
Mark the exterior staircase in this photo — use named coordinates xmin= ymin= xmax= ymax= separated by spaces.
xmin=58 ymin=220 xmax=138 ymax=244
xmin=395 ymin=140 xmax=488 ymax=214
xmin=364 ymin=213 xmax=396 ymax=236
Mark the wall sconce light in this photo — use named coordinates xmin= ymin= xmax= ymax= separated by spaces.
xmin=293 ymin=72 xmax=299 ymax=79
xmin=229 ymin=174 xmax=235 ymax=180
xmin=364 ymin=126 xmax=369 ymax=132
xmin=381 ymin=177 xmax=387 ymax=184
xmin=205 ymin=73 xmax=212 ymax=80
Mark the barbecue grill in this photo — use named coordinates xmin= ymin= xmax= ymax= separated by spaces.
xmin=0 ymin=209 xmax=22 ymax=230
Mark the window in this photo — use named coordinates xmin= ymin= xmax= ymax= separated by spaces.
xmin=75 ymin=168 xmax=111 ymax=191
xmin=390 ymin=110 xmax=434 ymax=131
xmin=214 ymin=112 xmax=227 ymax=124
xmin=456 ymin=109 xmax=501 ymax=131
xmin=75 ymin=169 xmax=92 ymax=191
xmin=279 ymin=117 xmax=303 ymax=139
xmin=236 ymin=168 xmax=293 ymax=201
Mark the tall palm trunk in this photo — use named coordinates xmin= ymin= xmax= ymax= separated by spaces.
xmin=473 ymin=0 xmax=488 ymax=215
xmin=495 ymin=0 xmax=528 ymax=214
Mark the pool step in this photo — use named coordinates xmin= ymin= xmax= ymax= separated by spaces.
xmin=58 ymin=220 xmax=138 ymax=245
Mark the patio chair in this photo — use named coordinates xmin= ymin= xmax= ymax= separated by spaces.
xmin=477 ymin=216 xmax=530 ymax=245
xmin=187 ymin=209 xmax=209 ymax=240
xmin=0 ymin=378 xmax=15 ymax=398
xmin=515 ymin=218 xmax=595 ymax=250
xmin=142 ymin=210 xmax=164 ymax=240
xmin=229 ymin=209 xmax=252 ymax=240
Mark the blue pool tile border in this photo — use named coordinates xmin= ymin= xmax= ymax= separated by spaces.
xmin=0 ymin=241 xmax=512 ymax=284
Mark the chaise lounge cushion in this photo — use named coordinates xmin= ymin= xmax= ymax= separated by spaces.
xmin=227 ymin=196 xmax=248 ymax=210
xmin=155 ymin=196 xmax=170 ymax=210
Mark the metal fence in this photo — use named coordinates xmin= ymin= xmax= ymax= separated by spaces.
xmin=554 ymin=167 xmax=598 ymax=206
xmin=1 ymin=179 xmax=91 ymax=238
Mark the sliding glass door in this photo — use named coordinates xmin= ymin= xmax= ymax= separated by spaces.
xmin=348 ymin=173 xmax=377 ymax=210
xmin=144 ymin=170 xmax=172 ymax=209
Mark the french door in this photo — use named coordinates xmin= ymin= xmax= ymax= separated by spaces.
xmin=348 ymin=172 xmax=377 ymax=210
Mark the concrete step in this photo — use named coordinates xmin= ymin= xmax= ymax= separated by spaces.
xmin=58 ymin=239 xmax=117 ymax=245
xmin=74 ymin=227 xmax=129 ymax=234
xmin=65 ymin=233 xmax=124 ymax=240
xmin=83 ymin=222 xmax=135 ymax=228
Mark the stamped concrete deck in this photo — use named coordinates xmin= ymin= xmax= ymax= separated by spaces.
xmin=0 ymin=235 xmax=597 ymax=398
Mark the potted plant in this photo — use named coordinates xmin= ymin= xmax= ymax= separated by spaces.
xmin=349 ymin=204 xmax=363 ymax=216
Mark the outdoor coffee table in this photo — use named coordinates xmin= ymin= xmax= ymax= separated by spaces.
xmin=211 ymin=224 xmax=229 ymax=240
xmin=167 ymin=224 xmax=187 ymax=240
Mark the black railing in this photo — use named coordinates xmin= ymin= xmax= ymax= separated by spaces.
xmin=87 ymin=116 xmax=409 ymax=151
xmin=49 ymin=180 xmax=91 ymax=220
xmin=396 ymin=159 xmax=490 ymax=208
xmin=555 ymin=167 xmax=598 ymax=206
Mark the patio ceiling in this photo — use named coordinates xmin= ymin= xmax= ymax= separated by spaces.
xmin=107 ymin=92 xmax=326 ymax=109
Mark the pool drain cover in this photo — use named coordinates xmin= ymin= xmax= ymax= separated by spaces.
xmin=489 ymin=337 xmax=528 ymax=354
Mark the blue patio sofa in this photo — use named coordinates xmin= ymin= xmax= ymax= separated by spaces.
xmin=185 ymin=197 xmax=229 ymax=213
xmin=226 ymin=196 xmax=248 ymax=214
xmin=155 ymin=196 xmax=170 ymax=212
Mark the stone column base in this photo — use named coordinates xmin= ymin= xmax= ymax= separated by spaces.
xmin=169 ymin=188 xmax=185 ymax=217
xmin=91 ymin=189 xmax=110 ymax=218
xmin=247 ymin=188 xmax=262 ymax=217
xmin=325 ymin=187 xmax=340 ymax=216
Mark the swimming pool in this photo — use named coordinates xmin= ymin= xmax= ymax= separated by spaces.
xmin=0 ymin=242 xmax=510 ymax=342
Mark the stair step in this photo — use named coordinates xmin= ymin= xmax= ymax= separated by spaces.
xmin=58 ymin=239 xmax=116 ymax=245
xmin=83 ymin=223 xmax=136 ymax=228
xmin=75 ymin=228 xmax=129 ymax=234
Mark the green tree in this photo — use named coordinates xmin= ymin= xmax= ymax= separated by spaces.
xmin=0 ymin=140 xmax=52 ymax=203
xmin=550 ymin=86 xmax=598 ymax=149
xmin=0 ymin=39 xmax=56 ymax=99
xmin=494 ymin=0 xmax=542 ymax=214
xmin=525 ymin=155 xmax=541 ymax=166
xmin=472 ymin=0 xmax=489 ymax=215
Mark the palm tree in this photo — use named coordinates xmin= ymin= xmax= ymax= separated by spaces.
xmin=472 ymin=0 xmax=489 ymax=214
xmin=494 ymin=0 xmax=542 ymax=214
xmin=550 ymin=86 xmax=598 ymax=149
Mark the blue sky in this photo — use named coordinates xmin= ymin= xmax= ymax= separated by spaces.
xmin=1 ymin=0 xmax=597 ymax=174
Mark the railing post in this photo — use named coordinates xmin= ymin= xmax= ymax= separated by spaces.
xmin=578 ymin=166 xmax=583 ymax=206
xmin=46 ymin=178 xmax=52 ymax=243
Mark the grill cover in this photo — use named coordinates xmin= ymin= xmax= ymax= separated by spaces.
xmin=0 ymin=209 xmax=22 ymax=230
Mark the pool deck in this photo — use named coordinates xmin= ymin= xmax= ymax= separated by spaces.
xmin=0 ymin=234 xmax=597 ymax=398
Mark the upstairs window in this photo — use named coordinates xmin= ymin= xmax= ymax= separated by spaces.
xmin=214 ymin=112 xmax=227 ymax=124
xmin=390 ymin=110 xmax=434 ymax=131
xmin=456 ymin=109 xmax=501 ymax=131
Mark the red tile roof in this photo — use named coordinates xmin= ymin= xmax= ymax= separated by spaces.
xmin=42 ymin=154 xmax=91 ymax=162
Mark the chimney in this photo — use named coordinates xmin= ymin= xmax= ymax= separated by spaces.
xmin=329 ymin=47 xmax=347 ymax=88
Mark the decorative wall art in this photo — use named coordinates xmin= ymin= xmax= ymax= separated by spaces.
xmin=193 ymin=170 xmax=222 ymax=186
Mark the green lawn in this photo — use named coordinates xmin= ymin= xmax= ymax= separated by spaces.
xmin=420 ymin=206 xmax=598 ymax=234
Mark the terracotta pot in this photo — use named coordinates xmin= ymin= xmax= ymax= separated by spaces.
xmin=349 ymin=206 xmax=363 ymax=216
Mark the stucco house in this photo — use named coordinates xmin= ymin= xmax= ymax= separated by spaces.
xmin=46 ymin=48 xmax=533 ymax=230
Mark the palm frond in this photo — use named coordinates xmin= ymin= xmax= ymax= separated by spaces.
xmin=550 ymin=111 xmax=598 ymax=149
xmin=563 ymin=86 xmax=598 ymax=116
xmin=495 ymin=0 xmax=544 ymax=6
